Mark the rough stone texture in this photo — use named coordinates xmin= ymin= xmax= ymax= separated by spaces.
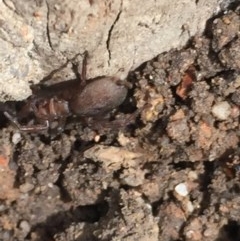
xmin=0 ymin=6 xmax=239 ymax=240
xmin=0 ymin=0 xmax=223 ymax=101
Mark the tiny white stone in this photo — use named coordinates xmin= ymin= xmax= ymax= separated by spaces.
xmin=175 ymin=183 xmax=189 ymax=197
xmin=12 ymin=132 xmax=21 ymax=144
xmin=48 ymin=182 xmax=54 ymax=188
xmin=212 ymin=101 xmax=231 ymax=120
xmin=19 ymin=220 xmax=30 ymax=234
xmin=186 ymin=200 xmax=194 ymax=212
xmin=94 ymin=135 xmax=100 ymax=142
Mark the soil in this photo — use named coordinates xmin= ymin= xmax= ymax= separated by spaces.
xmin=0 ymin=4 xmax=240 ymax=241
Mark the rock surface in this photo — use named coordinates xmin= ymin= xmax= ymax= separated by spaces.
xmin=1 ymin=0 xmax=223 ymax=101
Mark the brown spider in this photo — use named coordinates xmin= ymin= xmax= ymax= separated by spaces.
xmin=4 ymin=52 xmax=132 ymax=133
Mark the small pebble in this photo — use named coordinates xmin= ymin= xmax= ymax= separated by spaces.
xmin=19 ymin=220 xmax=30 ymax=235
xmin=188 ymin=171 xmax=198 ymax=180
xmin=94 ymin=135 xmax=100 ymax=142
xmin=204 ymin=228 xmax=214 ymax=237
xmin=120 ymin=168 xmax=145 ymax=187
xmin=0 ymin=204 xmax=6 ymax=212
xmin=186 ymin=230 xmax=194 ymax=239
xmin=118 ymin=132 xmax=130 ymax=146
xmin=19 ymin=183 xmax=34 ymax=193
xmin=12 ymin=132 xmax=22 ymax=144
xmin=48 ymin=182 xmax=54 ymax=188
xmin=211 ymin=101 xmax=231 ymax=120
xmin=186 ymin=200 xmax=194 ymax=213
xmin=175 ymin=183 xmax=189 ymax=197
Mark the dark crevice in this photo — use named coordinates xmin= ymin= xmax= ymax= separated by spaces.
xmin=219 ymin=1 xmax=240 ymax=11
xmin=198 ymin=161 xmax=215 ymax=212
xmin=216 ymin=220 xmax=240 ymax=241
xmin=106 ymin=0 xmax=123 ymax=66
xmin=53 ymin=169 xmax=70 ymax=202
xmin=29 ymin=201 xmax=109 ymax=240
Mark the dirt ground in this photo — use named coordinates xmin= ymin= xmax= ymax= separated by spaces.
xmin=0 ymin=3 xmax=240 ymax=241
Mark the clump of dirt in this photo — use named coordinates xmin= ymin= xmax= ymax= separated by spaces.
xmin=0 ymin=5 xmax=240 ymax=241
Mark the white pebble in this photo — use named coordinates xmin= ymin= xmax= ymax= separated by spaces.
xmin=211 ymin=101 xmax=231 ymax=120
xmin=186 ymin=200 xmax=194 ymax=213
xmin=175 ymin=183 xmax=189 ymax=197
xmin=48 ymin=182 xmax=54 ymax=188
xmin=12 ymin=132 xmax=21 ymax=144
xmin=94 ymin=135 xmax=100 ymax=142
xmin=19 ymin=220 xmax=30 ymax=235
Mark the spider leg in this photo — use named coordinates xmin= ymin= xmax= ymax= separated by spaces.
xmin=71 ymin=51 xmax=88 ymax=88
xmin=114 ymin=79 xmax=133 ymax=89
xmin=4 ymin=111 xmax=49 ymax=132
xmin=81 ymin=50 xmax=88 ymax=84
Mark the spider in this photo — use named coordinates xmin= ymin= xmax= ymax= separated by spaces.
xmin=4 ymin=51 xmax=133 ymax=133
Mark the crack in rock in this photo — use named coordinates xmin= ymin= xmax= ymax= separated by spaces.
xmin=106 ymin=0 xmax=123 ymax=66
xmin=45 ymin=0 xmax=54 ymax=51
